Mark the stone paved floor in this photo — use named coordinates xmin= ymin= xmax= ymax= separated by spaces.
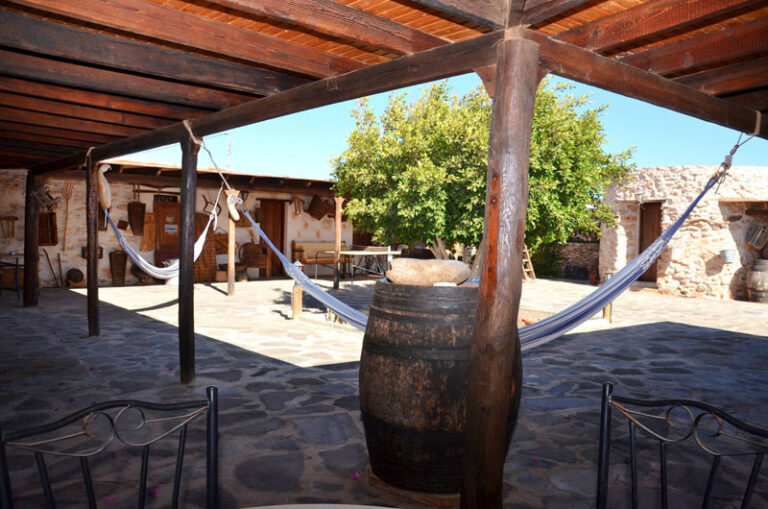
xmin=1 ymin=278 xmax=766 ymax=508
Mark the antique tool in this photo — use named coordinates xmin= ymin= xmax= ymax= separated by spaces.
xmin=62 ymin=182 xmax=74 ymax=251
xmin=57 ymin=252 xmax=64 ymax=289
xmin=43 ymin=248 xmax=60 ymax=287
xmin=0 ymin=216 xmax=17 ymax=239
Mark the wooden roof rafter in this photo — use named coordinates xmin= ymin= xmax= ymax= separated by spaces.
xmin=0 ymin=0 xmax=765 ymax=172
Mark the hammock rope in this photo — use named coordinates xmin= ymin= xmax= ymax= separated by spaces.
xmin=184 ymin=119 xmax=752 ymax=349
xmin=103 ymin=183 xmax=222 ymax=280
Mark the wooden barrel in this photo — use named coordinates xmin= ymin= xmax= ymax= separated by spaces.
xmin=359 ymin=282 xmax=522 ymax=494
xmin=746 ymin=259 xmax=768 ymax=303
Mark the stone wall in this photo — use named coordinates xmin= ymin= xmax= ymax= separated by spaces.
xmin=0 ymin=170 xmax=352 ymax=287
xmin=556 ymin=242 xmax=599 ymax=278
xmin=600 ymin=165 xmax=768 ymax=299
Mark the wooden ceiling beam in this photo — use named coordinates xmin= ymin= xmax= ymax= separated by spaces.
xmin=0 ymin=121 xmax=121 ymax=145
xmin=556 ymin=0 xmax=764 ymax=53
xmin=523 ymin=0 xmax=595 ymax=26
xmin=522 ymin=28 xmax=767 ymax=140
xmin=6 ymin=0 xmax=362 ymax=78
xmin=55 ymin=170 xmax=335 ymax=197
xmin=0 ymin=106 xmax=148 ymax=137
xmin=205 ymin=0 xmax=446 ymax=55
xmin=620 ymin=17 xmax=768 ymax=75
xmin=0 ymin=92 xmax=172 ymax=130
xmin=32 ymin=30 xmax=503 ymax=175
xmin=0 ymin=49 xmax=254 ymax=110
xmin=0 ymin=10 xmax=309 ymax=96
xmin=675 ymin=57 xmax=768 ymax=95
xmin=723 ymin=89 xmax=768 ymax=112
xmin=0 ymin=129 xmax=96 ymax=148
xmin=0 ymin=140 xmax=73 ymax=157
xmin=0 ymin=77 xmax=210 ymax=120
xmin=406 ymin=0 xmax=506 ymax=29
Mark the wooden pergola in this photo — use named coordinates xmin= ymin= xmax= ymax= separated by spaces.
xmin=2 ymin=1 xmax=766 ymax=507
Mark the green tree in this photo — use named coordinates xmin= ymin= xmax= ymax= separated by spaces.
xmin=331 ymin=79 xmax=633 ymax=254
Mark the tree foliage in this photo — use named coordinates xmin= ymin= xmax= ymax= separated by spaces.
xmin=331 ymin=79 xmax=633 ymax=253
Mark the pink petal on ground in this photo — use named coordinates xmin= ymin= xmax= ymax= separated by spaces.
xmin=351 ymin=472 xmax=360 ymax=480
xmin=148 ymin=485 xmax=161 ymax=496
xmin=58 ymin=382 xmax=66 ymax=386
xmin=77 ymin=484 xmax=85 ymax=491
xmin=69 ymin=397 xmax=75 ymax=402
xmin=104 ymin=495 xmax=116 ymax=505
xmin=305 ymin=455 xmax=313 ymax=460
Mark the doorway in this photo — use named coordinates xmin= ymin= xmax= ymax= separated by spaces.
xmin=639 ymin=202 xmax=662 ymax=282
xmin=259 ymin=199 xmax=286 ymax=276
xmin=154 ymin=200 xmax=180 ymax=266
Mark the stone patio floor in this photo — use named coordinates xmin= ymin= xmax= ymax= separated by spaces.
xmin=1 ymin=277 xmax=766 ymax=508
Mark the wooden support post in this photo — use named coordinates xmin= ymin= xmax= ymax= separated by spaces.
xmin=22 ymin=170 xmax=39 ymax=307
xmin=178 ymin=133 xmax=200 ymax=385
xmin=461 ymin=34 xmax=540 ymax=509
xmin=291 ymin=281 xmax=303 ymax=320
xmin=227 ymin=191 xmax=239 ymax=296
xmin=333 ymin=196 xmax=344 ymax=289
xmin=85 ymin=160 xmax=99 ymax=335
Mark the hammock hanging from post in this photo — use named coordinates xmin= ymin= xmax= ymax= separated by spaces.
xmin=241 ymin=162 xmax=736 ymax=349
xmin=104 ymin=208 xmax=213 ymax=280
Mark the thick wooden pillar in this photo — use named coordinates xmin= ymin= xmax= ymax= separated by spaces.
xmin=22 ymin=171 xmax=39 ymax=307
xmin=85 ymin=161 xmax=99 ymax=335
xmin=333 ymin=196 xmax=344 ymax=289
xmin=179 ymin=134 xmax=200 ymax=385
xmin=227 ymin=211 xmax=236 ymax=296
xmin=461 ymin=35 xmax=540 ymax=509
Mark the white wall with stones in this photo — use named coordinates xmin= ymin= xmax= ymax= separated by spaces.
xmin=0 ymin=170 xmax=351 ymax=287
xmin=601 ymin=165 xmax=768 ymax=300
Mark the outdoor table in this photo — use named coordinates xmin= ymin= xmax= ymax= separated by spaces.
xmin=322 ymin=248 xmax=401 ymax=283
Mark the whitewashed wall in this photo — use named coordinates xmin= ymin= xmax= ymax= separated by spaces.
xmin=0 ymin=170 xmax=351 ymax=286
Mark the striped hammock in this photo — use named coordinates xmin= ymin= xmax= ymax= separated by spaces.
xmin=105 ymin=208 xmax=212 ymax=280
xmin=242 ymin=170 xmax=722 ymax=349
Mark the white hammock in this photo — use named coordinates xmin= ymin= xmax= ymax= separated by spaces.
xmin=105 ymin=208 xmax=212 ymax=280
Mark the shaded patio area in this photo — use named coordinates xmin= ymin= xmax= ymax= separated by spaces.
xmin=1 ymin=279 xmax=766 ymax=508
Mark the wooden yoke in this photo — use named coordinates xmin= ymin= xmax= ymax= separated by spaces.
xmin=461 ymin=30 xmax=541 ymax=509
xmin=179 ymin=132 xmax=200 ymax=384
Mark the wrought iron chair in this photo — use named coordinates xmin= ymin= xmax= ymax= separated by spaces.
xmin=0 ymin=386 xmax=218 ymax=508
xmin=597 ymin=382 xmax=768 ymax=509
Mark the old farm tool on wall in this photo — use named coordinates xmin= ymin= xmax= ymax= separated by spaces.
xmin=42 ymin=248 xmax=60 ymax=288
xmin=62 ymin=182 xmax=74 ymax=251
xmin=127 ymin=201 xmax=146 ymax=236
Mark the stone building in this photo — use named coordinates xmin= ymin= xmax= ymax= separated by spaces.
xmin=0 ymin=163 xmax=352 ymax=288
xmin=600 ymin=165 xmax=768 ymax=300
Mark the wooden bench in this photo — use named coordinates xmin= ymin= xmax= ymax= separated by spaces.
xmin=291 ymin=240 xmax=352 ymax=278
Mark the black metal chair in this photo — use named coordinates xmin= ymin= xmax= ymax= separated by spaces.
xmin=597 ymin=382 xmax=768 ymax=509
xmin=0 ymin=386 xmax=218 ymax=509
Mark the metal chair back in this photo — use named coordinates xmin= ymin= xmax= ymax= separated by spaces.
xmin=597 ymin=382 xmax=767 ymax=509
xmin=0 ymin=386 xmax=218 ymax=509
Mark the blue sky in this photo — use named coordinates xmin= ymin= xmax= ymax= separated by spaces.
xmin=124 ymin=73 xmax=766 ymax=180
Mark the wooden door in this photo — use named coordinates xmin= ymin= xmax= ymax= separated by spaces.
xmin=639 ymin=202 xmax=662 ymax=282
xmin=154 ymin=201 xmax=180 ymax=266
xmin=259 ymin=199 xmax=285 ymax=276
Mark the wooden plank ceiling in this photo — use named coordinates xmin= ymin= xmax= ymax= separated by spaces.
xmin=0 ymin=0 xmax=766 ymax=171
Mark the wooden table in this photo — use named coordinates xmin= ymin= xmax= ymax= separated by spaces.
xmin=322 ymin=248 xmax=401 ymax=282
xmin=0 ymin=253 xmax=24 ymax=302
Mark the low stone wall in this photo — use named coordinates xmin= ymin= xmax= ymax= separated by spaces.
xmin=601 ymin=165 xmax=768 ymax=300
xmin=555 ymin=242 xmax=599 ymax=279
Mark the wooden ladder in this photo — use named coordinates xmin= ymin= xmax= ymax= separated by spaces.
xmin=522 ymin=244 xmax=536 ymax=281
